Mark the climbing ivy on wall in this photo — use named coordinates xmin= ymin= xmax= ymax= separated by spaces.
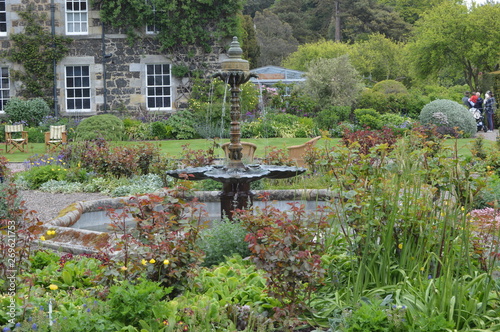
xmin=8 ymin=7 xmax=72 ymax=104
xmin=94 ymin=0 xmax=244 ymax=52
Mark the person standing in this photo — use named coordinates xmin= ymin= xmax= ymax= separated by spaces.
xmin=462 ymin=91 xmax=471 ymax=108
xmin=484 ymin=91 xmax=497 ymax=132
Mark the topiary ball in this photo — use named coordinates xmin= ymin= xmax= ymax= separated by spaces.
xmin=75 ymin=114 xmax=125 ymax=141
xmin=419 ymin=99 xmax=476 ymax=137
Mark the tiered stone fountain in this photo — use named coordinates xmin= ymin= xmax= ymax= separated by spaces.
xmin=166 ymin=37 xmax=306 ymax=219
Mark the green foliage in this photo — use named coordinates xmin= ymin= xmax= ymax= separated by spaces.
xmin=98 ymin=0 xmax=244 ymax=51
xmin=103 ymin=193 xmax=205 ymax=291
xmin=111 ymin=173 xmax=164 ymax=196
xmin=379 ymin=113 xmax=409 ymax=128
xmin=8 ymin=7 xmax=72 ymax=102
xmin=107 ymin=279 xmax=172 ymax=327
xmin=283 ymin=40 xmax=351 ymax=71
xmin=4 ymin=97 xmax=51 ymax=127
xmin=25 ymin=127 xmax=46 ymax=143
xmin=149 ymin=121 xmax=171 ymax=140
xmin=22 ymin=164 xmax=68 ymax=189
xmin=164 ymin=110 xmax=199 ymax=139
xmin=419 ymin=99 xmax=477 ymax=137
xmin=31 ymin=250 xmax=59 ymax=270
xmin=354 ymin=108 xmax=382 ymax=129
xmin=372 ymin=80 xmax=408 ymax=94
xmin=343 ymin=298 xmax=404 ymax=332
xmin=198 ymin=220 xmax=251 ymax=267
xmin=302 ymin=55 xmax=364 ymax=108
xmin=408 ymin=2 xmax=500 ymax=91
xmin=314 ymin=106 xmax=351 ymax=130
xmin=75 ymin=114 xmax=125 ymax=141
xmin=350 ymin=34 xmax=408 ymax=84
xmin=240 ymin=196 xmax=329 ymax=320
xmin=357 ymin=80 xmax=410 ymax=115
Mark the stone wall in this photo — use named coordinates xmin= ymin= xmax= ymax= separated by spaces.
xmin=0 ymin=0 xmax=227 ymax=118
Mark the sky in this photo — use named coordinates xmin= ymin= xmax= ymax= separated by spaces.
xmin=465 ymin=0 xmax=498 ymax=5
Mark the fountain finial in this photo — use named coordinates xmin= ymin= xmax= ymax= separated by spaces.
xmin=221 ymin=37 xmax=249 ymax=72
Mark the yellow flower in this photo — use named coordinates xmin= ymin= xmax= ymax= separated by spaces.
xmin=141 ymin=259 xmax=147 ymax=265
xmin=398 ymin=243 xmax=403 ymax=250
xmin=49 ymin=284 xmax=58 ymax=290
xmin=149 ymin=259 xmax=156 ymax=264
xmin=40 ymin=236 xmax=46 ymax=241
xmin=120 ymin=266 xmax=128 ymax=271
xmin=461 ymin=206 xmax=465 ymax=211
xmin=163 ymin=259 xmax=170 ymax=265
xmin=46 ymin=230 xmax=56 ymax=236
xmin=420 ymin=267 xmax=425 ymax=272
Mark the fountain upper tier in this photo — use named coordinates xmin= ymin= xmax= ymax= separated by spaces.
xmin=166 ymin=164 xmax=306 ymax=184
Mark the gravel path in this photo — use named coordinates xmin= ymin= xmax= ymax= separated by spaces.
xmin=4 ymin=163 xmax=111 ymax=222
xmin=19 ymin=190 xmax=111 ymax=222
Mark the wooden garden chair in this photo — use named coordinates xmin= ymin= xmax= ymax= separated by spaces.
xmin=45 ymin=125 xmax=67 ymax=152
xmin=221 ymin=142 xmax=258 ymax=163
xmin=287 ymin=136 xmax=321 ymax=167
xmin=5 ymin=124 xmax=28 ymax=153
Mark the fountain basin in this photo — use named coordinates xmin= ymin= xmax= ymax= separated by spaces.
xmin=41 ymin=189 xmax=332 ymax=254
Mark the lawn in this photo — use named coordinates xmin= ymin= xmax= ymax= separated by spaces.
xmin=0 ymin=136 xmax=489 ymax=163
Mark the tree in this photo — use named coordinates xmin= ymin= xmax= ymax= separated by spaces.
xmin=378 ymin=0 xmax=447 ymax=24
xmin=408 ymin=2 xmax=500 ymax=91
xmin=240 ymin=14 xmax=260 ymax=68
xmin=253 ymin=10 xmax=299 ymax=66
xmin=283 ymin=40 xmax=351 ymax=71
xmin=350 ymin=33 xmax=408 ymax=83
xmin=337 ymin=0 xmax=411 ymax=42
xmin=301 ymin=55 xmax=364 ymax=108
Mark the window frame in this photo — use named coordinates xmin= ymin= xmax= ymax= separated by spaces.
xmin=145 ymin=64 xmax=172 ymax=111
xmin=0 ymin=67 xmax=9 ymax=113
xmin=65 ymin=0 xmax=88 ymax=35
xmin=0 ymin=0 xmax=7 ymax=37
xmin=145 ymin=0 xmax=159 ymax=34
xmin=65 ymin=65 xmax=92 ymax=112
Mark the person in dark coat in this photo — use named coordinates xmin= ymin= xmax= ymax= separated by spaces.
xmin=484 ymin=91 xmax=497 ymax=132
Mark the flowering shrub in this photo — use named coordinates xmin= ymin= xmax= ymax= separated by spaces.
xmin=342 ymin=127 xmax=400 ymax=155
xmin=101 ymin=193 xmax=206 ymax=292
xmin=239 ymin=194 xmax=329 ymax=324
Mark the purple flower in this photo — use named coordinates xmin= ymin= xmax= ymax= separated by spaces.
xmin=3 ymin=327 xmax=11 ymax=332
xmin=31 ymin=323 xmax=37 ymax=330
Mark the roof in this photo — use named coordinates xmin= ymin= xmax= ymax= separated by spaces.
xmin=249 ymin=66 xmax=306 ymax=85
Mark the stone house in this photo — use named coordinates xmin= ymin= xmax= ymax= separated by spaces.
xmin=0 ymin=0 xmax=227 ymax=118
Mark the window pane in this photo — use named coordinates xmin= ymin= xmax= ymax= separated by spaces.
xmin=66 ymin=65 xmax=91 ymax=111
xmin=146 ymin=63 xmax=171 ymax=109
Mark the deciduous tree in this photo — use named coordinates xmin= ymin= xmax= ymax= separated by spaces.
xmin=408 ymin=2 xmax=500 ymax=91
